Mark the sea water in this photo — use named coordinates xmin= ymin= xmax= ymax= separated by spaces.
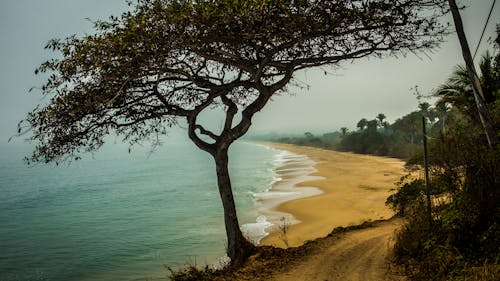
xmin=0 ymin=139 xmax=316 ymax=281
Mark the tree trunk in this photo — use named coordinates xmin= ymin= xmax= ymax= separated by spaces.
xmin=422 ymin=116 xmax=433 ymax=226
xmin=213 ymin=145 xmax=255 ymax=264
xmin=448 ymin=0 xmax=497 ymax=147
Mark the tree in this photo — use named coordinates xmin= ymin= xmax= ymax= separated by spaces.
xmin=356 ymin=118 xmax=368 ymax=131
xmin=418 ymin=102 xmax=431 ymax=114
xmin=22 ymin=0 xmax=448 ymax=263
xmin=304 ymin=132 xmax=314 ymax=139
xmin=340 ymin=127 xmax=349 ymax=137
xmin=376 ymin=113 xmax=386 ymax=128
xmin=447 ymin=0 xmax=496 ymax=147
xmin=392 ymin=112 xmax=422 ymax=144
xmin=382 ymin=121 xmax=390 ymax=134
xmin=434 ymin=52 xmax=499 ymax=120
xmin=366 ymin=119 xmax=379 ymax=132
xmin=433 ymin=102 xmax=449 ymax=134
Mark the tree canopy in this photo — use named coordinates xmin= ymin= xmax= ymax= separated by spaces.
xmin=25 ymin=0 xmax=447 ymax=163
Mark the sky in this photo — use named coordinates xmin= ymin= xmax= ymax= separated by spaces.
xmin=0 ymin=0 xmax=499 ymax=143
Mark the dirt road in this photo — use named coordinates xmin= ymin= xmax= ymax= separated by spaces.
xmin=267 ymin=218 xmax=405 ymax=281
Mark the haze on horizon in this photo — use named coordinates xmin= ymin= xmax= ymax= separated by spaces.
xmin=0 ymin=0 xmax=498 ymax=142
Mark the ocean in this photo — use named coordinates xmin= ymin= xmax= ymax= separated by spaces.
xmin=0 ymin=138 xmax=318 ymax=281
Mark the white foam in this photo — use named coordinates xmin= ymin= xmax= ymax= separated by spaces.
xmin=254 ymin=191 xmax=299 ymax=199
xmin=241 ymin=143 xmax=325 ymax=245
xmin=240 ymin=215 xmax=273 ymax=245
xmin=272 ymin=150 xmax=295 ymax=166
xmin=270 ymin=175 xmax=283 ymax=185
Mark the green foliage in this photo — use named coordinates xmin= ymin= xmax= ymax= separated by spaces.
xmin=391 ymin=111 xmax=423 ymax=144
xmin=168 ymin=265 xmax=219 ymax=281
xmin=23 ymin=0 xmax=448 ymax=164
xmin=340 ymin=129 xmax=388 ymax=155
xmin=356 ymin=118 xmax=368 ymax=131
xmin=393 ymin=190 xmax=500 ymax=280
xmin=392 ymin=138 xmax=499 ymax=280
xmin=455 ymin=264 xmax=500 ymax=281
xmin=267 ymin=108 xmax=432 ymax=159
xmin=261 ymin=25 xmax=500 ymax=281
xmin=390 ymin=35 xmax=500 ymax=280
xmin=340 ymin=109 xmax=432 ymax=158
xmin=386 ymin=175 xmax=424 ymax=216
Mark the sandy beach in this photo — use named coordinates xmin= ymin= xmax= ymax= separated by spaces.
xmin=259 ymin=143 xmax=406 ymax=248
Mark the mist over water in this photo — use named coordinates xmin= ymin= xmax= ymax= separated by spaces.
xmin=0 ymin=141 xmax=282 ymax=281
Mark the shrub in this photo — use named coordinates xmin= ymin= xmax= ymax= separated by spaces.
xmin=386 ymin=174 xmax=424 ymax=216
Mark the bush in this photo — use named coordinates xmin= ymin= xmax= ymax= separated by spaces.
xmin=168 ymin=266 xmax=219 ymax=281
xmin=386 ymin=175 xmax=424 ymax=216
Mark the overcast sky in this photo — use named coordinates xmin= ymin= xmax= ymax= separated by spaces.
xmin=1 ymin=0 xmax=499 ymax=143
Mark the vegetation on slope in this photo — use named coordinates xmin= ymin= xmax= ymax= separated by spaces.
xmin=385 ymin=26 xmax=500 ymax=281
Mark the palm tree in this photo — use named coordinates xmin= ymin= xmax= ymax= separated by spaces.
xmin=434 ymin=102 xmax=449 ymax=135
xmin=376 ymin=113 xmax=386 ymax=128
xmin=478 ymin=51 xmax=499 ymax=103
xmin=434 ymin=52 xmax=498 ymax=121
xmin=434 ymin=65 xmax=477 ymax=118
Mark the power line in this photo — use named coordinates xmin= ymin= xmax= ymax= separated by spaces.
xmin=473 ymin=0 xmax=497 ymax=59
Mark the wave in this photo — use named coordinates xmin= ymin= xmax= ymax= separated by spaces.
xmin=241 ymin=143 xmax=324 ymax=245
xmin=240 ymin=215 xmax=274 ymax=245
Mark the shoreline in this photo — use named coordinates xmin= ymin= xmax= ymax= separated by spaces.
xmin=257 ymin=142 xmax=406 ymax=248
xmin=240 ymin=143 xmax=323 ymax=245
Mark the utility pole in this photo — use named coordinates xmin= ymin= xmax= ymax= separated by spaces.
xmin=447 ymin=0 xmax=496 ymax=148
xmin=422 ymin=116 xmax=432 ymax=226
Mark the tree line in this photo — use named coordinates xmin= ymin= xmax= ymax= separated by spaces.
xmin=268 ymin=102 xmax=444 ymax=159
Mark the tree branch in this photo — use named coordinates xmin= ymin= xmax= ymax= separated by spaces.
xmin=195 ymin=124 xmax=219 ymax=141
xmin=186 ymin=98 xmax=218 ymax=154
xmin=187 ymin=114 xmax=216 ymax=155
xmin=221 ymin=95 xmax=238 ymax=132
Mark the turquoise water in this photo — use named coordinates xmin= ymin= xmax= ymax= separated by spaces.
xmin=0 ymin=140 xmax=280 ymax=281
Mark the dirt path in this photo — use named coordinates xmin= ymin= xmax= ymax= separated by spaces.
xmin=267 ymin=218 xmax=405 ymax=281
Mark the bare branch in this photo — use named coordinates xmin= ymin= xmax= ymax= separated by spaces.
xmin=221 ymin=95 xmax=238 ymax=132
xmin=195 ymin=124 xmax=219 ymax=141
